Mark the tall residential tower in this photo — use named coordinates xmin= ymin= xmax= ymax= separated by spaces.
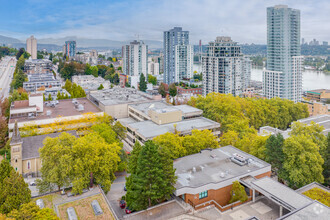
xmin=64 ymin=41 xmax=76 ymax=58
xmin=263 ymin=5 xmax=302 ymax=102
xmin=202 ymin=36 xmax=251 ymax=96
xmin=122 ymin=40 xmax=148 ymax=88
xmin=26 ymin=36 xmax=37 ymax=59
xmin=163 ymin=27 xmax=193 ymax=84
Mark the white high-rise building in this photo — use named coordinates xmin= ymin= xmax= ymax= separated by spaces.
xmin=26 ymin=36 xmax=37 ymax=59
xmin=202 ymin=36 xmax=251 ymax=96
xmin=164 ymin=27 xmax=193 ymax=84
xmin=122 ymin=40 xmax=148 ymax=88
xmin=263 ymin=5 xmax=302 ymax=102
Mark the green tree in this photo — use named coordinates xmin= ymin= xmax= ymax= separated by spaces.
xmin=139 ymin=73 xmax=147 ymax=92
xmin=169 ymin=83 xmax=177 ymax=97
xmin=282 ymin=135 xmax=324 ymax=188
xmin=15 ymin=48 xmax=24 ymax=60
xmin=71 ymin=133 xmax=121 ymax=194
xmin=63 ymin=79 xmax=72 ymax=94
xmin=148 ymin=74 xmax=157 ymax=85
xmin=7 ymin=202 xmax=58 ymax=220
xmin=154 ymin=133 xmax=185 ymax=159
xmin=229 ymin=181 xmax=248 ymax=204
xmin=126 ymin=141 xmax=176 ymax=211
xmin=158 ymin=83 xmax=166 ymax=98
xmin=91 ymin=66 xmax=98 ymax=77
xmin=0 ymin=160 xmax=12 ymax=184
xmin=127 ymin=142 xmax=142 ymax=174
xmin=0 ymin=170 xmax=31 ymax=214
xmin=265 ymin=134 xmax=285 ymax=178
xmin=182 ymin=129 xmax=218 ymax=155
xmin=38 ymin=132 xmax=76 ymax=192
xmin=324 ymin=133 xmax=330 ymax=186
xmin=98 ymin=84 xmax=104 ymax=90
xmin=47 ymin=93 xmax=52 ymax=101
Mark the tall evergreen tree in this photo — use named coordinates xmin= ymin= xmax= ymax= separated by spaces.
xmin=126 ymin=141 xmax=176 ymax=211
xmin=139 ymin=74 xmax=147 ymax=92
xmin=265 ymin=134 xmax=285 ymax=178
xmin=0 ymin=170 xmax=31 ymax=214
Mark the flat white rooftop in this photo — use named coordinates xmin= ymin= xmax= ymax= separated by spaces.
xmin=174 ymin=146 xmax=270 ymax=194
xmin=128 ymin=117 xmax=219 ymax=139
xmin=251 ymin=177 xmax=312 ymax=211
xmin=279 ymin=201 xmax=329 ymax=220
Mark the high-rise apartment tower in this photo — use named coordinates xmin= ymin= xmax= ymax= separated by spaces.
xmin=263 ymin=5 xmax=302 ymax=102
xmin=163 ymin=27 xmax=193 ymax=84
xmin=202 ymin=36 xmax=251 ymax=96
xmin=26 ymin=36 xmax=37 ymax=59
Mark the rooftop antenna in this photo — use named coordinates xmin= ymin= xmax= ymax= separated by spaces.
xmin=135 ymin=34 xmax=140 ymax=42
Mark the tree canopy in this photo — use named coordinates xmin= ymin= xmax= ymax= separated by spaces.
xmin=126 ymin=141 xmax=176 ymax=211
xmin=139 ymin=73 xmax=147 ymax=92
xmin=229 ymin=181 xmax=248 ymax=204
xmin=7 ymin=202 xmax=58 ymax=220
xmin=169 ymin=83 xmax=177 ymax=97
xmin=0 ymin=167 xmax=31 ymax=214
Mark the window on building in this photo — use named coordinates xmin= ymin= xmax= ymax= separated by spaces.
xmin=27 ymin=161 xmax=31 ymax=170
xmin=199 ymin=190 xmax=208 ymax=199
xmin=15 ymin=158 xmax=18 ymax=163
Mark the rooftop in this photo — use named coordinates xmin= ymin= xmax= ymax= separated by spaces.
xmin=259 ymin=114 xmax=330 ymax=138
xmin=25 ymin=59 xmax=52 ymax=64
xmin=279 ymin=201 xmax=330 ymax=220
xmin=89 ymin=88 xmax=156 ymax=106
xmin=251 ymin=177 xmax=312 ymax=210
xmin=174 ymin=146 xmax=270 ymax=192
xmin=307 ymin=89 xmax=330 ymax=94
xmin=129 ymin=101 xmax=202 ymax=118
xmin=22 ymin=130 xmax=77 ymax=160
xmin=128 ymin=117 xmax=219 ymax=139
xmin=11 ymin=100 xmax=30 ymax=109
xmin=9 ymin=98 xmax=101 ymax=124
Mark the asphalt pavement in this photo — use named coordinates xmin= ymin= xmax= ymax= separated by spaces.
xmin=0 ymin=56 xmax=16 ymax=99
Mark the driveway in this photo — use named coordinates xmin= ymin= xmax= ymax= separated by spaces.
xmin=106 ymin=172 xmax=127 ymax=219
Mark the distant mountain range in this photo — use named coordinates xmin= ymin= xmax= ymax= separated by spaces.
xmin=0 ymin=35 xmax=163 ymax=50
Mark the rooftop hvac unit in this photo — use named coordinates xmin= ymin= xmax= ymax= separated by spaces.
xmin=77 ymin=104 xmax=84 ymax=111
xmin=230 ymin=153 xmax=248 ymax=166
xmin=46 ymin=110 xmax=51 ymax=116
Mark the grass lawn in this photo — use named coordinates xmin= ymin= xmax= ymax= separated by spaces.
xmin=58 ymin=194 xmax=114 ymax=220
xmin=302 ymin=187 xmax=330 ymax=207
xmin=32 ymin=193 xmax=61 ymax=209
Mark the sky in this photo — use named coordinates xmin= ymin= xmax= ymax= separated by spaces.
xmin=0 ymin=0 xmax=329 ymax=44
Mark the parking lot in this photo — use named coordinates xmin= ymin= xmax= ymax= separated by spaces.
xmin=106 ymin=172 xmax=127 ymax=219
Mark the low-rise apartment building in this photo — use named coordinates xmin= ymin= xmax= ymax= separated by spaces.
xmin=302 ymin=100 xmax=329 ymax=116
xmin=306 ymin=89 xmax=330 ymax=102
xmin=23 ymin=74 xmax=61 ymax=93
xmin=72 ymin=75 xmax=111 ymax=92
xmin=24 ymin=59 xmax=52 ymax=74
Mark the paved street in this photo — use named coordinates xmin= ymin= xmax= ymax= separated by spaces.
xmin=106 ymin=172 xmax=127 ymax=219
xmin=0 ymin=56 xmax=16 ymax=99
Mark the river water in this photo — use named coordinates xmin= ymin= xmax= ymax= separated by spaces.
xmin=193 ymin=64 xmax=330 ymax=91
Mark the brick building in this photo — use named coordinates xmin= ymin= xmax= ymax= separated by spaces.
xmin=173 ymin=146 xmax=271 ymax=211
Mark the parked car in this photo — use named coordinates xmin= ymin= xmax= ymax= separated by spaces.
xmin=124 ymin=185 xmax=127 ymax=191
xmin=120 ymin=200 xmax=126 ymax=209
xmin=67 ymin=192 xmax=76 ymax=197
xmin=125 ymin=206 xmax=133 ymax=214
xmin=30 ymin=181 xmax=36 ymax=186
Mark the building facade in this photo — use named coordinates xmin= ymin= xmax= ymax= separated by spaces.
xmin=263 ymin=5 xmax=302 ymax=102
xmin=202 ymin=36 xmax=251 ymax=96
xmin=122 ymin=40 xmax=148 ymax=88
xmin=26 ymin=36 xmax=37 ymax=59
xmin=164 ymin=27 xmax=193 ymax=84
xmin=64 ymin=41 xmax=76 ymax=58
xmin=24 ymin=59 xmax=52 ymax=74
